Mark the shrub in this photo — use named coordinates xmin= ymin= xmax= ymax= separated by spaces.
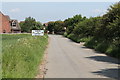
xmin=84 ymin=38 xmax=99 ymax=49
xmin=85 ymin=37 xmax=120 ymax=59
xmin=106 ymin=44 xmax=120 ymax=59
xmin=95 ymin=41 xmax=110 ymax=53
xmin=77 ymin=37 xmax=92 ymax=42
xmin=63 ymin=32 xmax=68 ymax=37
xmin=67 ymin=33 xmax=80 ymax=43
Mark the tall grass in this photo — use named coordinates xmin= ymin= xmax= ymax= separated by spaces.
xmin=2 ymin=34 xmax=48 ymax=78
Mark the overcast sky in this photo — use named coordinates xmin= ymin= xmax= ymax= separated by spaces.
xmin=1 ymin=2 xmax=118 ymax=23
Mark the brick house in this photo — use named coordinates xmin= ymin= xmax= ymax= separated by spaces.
xmin=0 ymin=12 xmax=11 ymax=33
xmin=0 ymin=12 xmax=21 ymax=33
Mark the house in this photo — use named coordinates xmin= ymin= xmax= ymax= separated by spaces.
xmin=0 ymin=12 xmax=11 ymax=33
xmin=0 ymin=12 xmax=21 ymax=33
xmin=10 ymin=20 xmax=21 ymax=33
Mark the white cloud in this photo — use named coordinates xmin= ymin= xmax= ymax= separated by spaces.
xmin=9 ymin=8 xmax=20 ymax=13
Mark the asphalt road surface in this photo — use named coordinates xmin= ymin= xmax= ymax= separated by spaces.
xmin=45 ymin=35 xmax=119 ymax=79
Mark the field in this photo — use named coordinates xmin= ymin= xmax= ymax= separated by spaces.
xmin=2 ymin=34 xmax=48 ymax=78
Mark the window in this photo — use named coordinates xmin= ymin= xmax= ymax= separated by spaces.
xmin=12 ymin=21 xmax=16 ymax=26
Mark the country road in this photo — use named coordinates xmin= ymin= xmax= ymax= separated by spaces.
xmin=45 ymin=35 xmax=119 ymax=79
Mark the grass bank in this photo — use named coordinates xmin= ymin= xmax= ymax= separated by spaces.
xmin=2 ymin=34 xmax=48 ymax=78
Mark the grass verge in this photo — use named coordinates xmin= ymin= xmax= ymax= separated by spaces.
xmin=2 ymin=34 xmax=48 ymax=78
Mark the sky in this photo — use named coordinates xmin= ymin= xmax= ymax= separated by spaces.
xmin=1 ymin=0 xmax=119 ymax=2
xmin=1 ymin=2 xmax=118 ymax=23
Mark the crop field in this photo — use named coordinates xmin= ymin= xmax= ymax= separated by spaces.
xmin=2 ymin=34 xmax=48 ymax=78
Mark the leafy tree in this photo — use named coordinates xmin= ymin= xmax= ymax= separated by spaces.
xmin=47 ymin=21 xmax=55 ymax=33
xmin=46 ymin=21 xmax=65 ymax=34
xmin=54 ymin=21 xmax=64 ymax=33
xmin=30 ymin=21 xmax=43 ymax=30
xmin=20 ymin=17 xmax=43 ymax=32
xmin=64 ymin=14 xmax=86 ymax=35
xmin=19 ymin=21 xmax=25 ymax=32
xmin=96 ymin=2 xmax=120 ymax=40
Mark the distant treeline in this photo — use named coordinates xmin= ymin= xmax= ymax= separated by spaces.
xmin=45 ymin=2 xmax=120 ymax=59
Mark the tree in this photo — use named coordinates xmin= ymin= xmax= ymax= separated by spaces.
xmin=54 ymin=21 xmax=64 ymax=34
xmin=46 ymin=21 xmax=65 ymax=34
xmin=19 ymin=17 xmax=43 ymax=32
xmin=64 ymin=14 xmax=86 ymax=35
xmin=30 ymin=21 xmax=43 ymax=30
xmin=95 ymin=2 xmax=120 ymax=40
xmin=47 ymin=21 xmax=55 ymax=33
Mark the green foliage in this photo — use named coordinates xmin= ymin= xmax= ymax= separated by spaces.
xmin=47 ymin=21 xmax=55 ymax=33
xmin=84 ymin=38 xmax=99 ymax=49
xmin=67 ymin=33 xmax=79 ymax=43
xmin=54 ymin=21 xmax=65 ymax=34
xmin=96 ymin=2 xmax=120 ymax=40
xmin=20 ymin=17 xmax=43 ymax=33
xmin=63 ymin=2 xmax=120 ymax=59
xmin=66 ymin=26 xmax=74 ymax=35
xmin=2 ymin=34 xmax=48 ymax=78
xmin=106 ymin=45 xmax=120 ymax=58
xmin=78 ymin=37 xmax=92 ymax=42
xmin=64 ymin=14 xmax=86 ymax=35
xmin=73 ymin=17 xmax=101 ymax=37
xmin=64 ymin=14 xmax=86 ymax=27
xmin=46 ymin=21 xmax=65 ymax=34
xmin=63 ymin=32 xmax=68 ymax=37
xmin=95 ymin=41 xmax=110 ymax=53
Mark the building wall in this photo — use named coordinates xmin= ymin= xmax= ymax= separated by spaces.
xmin=0 ymin=13 xmax=2 ymax=33
xmin=0 ymin=12 xmax=11 ymax=33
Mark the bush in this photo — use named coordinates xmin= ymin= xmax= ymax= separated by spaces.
xmin=106 ymin=44 xmax=120 ymax=59
xmin=67 ymin=33 xmax=80 ymax=43
xmin=66 ymin=33 xmax=92 ymax=43
xmin=84 ymin=38 xmax=99 ymax=49
xmin=95 ymin=41 xmax=110 ymax=53
xmin=85 ymin=37 xmax=120 ymax=59
xmin=63 ymin=32 xmax=68 ymax=37
xmin=77 ymin=37 xmax=92 ymax=42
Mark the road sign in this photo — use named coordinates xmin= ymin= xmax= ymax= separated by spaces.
xmin=32 ymin=30 xmax=44 ymax=36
